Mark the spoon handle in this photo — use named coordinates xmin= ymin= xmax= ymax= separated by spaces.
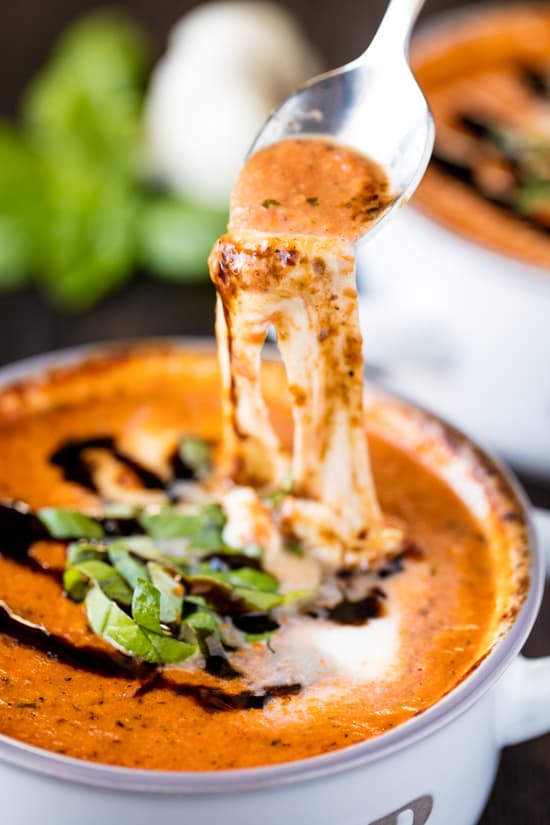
xmin=366 ymin=0 xmax=426 ymax=58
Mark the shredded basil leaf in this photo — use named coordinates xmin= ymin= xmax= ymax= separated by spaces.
xmin=73 ymin=559 xmax=133 ymax=605
xmin=131 ymin=578 xmax=163 ymax=633
xmin=245 ymin=630 xmax=278 ymax=643
xmin=148 ymin=561 xmax=183 ymax=625
xmin=100 ymin=502 xmax=138 ymax=519
xmin=38 ymin=508 xmax=104 ymax=539
xmin=66 ymin=541 xmax=106 ymax=566
xmin=228 ymin=567 xmax=279 ymax=592
xmin=63 ymin=566 xmax=89 ymax=602
xmin=108 ymin=543 xmax=150 ymax=589
xmin=86 ymin=585 xmax=195 ymax=664
xmin=139 ymin=503 xmax=226 ymax=551
xmin=233 ymin=588 xmax=284 ymax=612
xmin=185 ymin=608 xmax=219 ymax=637
xmin=178 ymin=435 xmax=212 ymax=479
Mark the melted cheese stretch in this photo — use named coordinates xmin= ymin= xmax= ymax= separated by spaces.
xmin=209 ymin=230 xmax=400 ymax=564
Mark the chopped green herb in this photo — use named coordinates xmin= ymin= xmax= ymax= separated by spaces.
xmin=148 ymin=562 xmax=183 ymax=625
xmin=63 ymin=566 xmax=89 ymax=602
xmin=66 ymin=541 xmax=106 ymax=566
xmin=185 ymin=607 xmax=220 ymax=637
xmin=285 ymin=541 xmax=304 ymax=556
xmin=245 ymin=630 xmax=278 ymax=643
xmin=38 ymin=508 xmax=104 ymax=539
xmin=282 ymin=588 xmax=314 ymax=605
xmin=139 ymin=503 xmax=226 ymax=550
xmin=100 ymin=502 xmax=138 ymax=519
xmin=261 ymin=198 xmax=280 ymax=209
xmin=515 ymin=180 xmax=550 ymax=216
xmin=108 ymin=544 xmax=150 ymax=589
xmin=73 ymin=559 xmax=133 ymax=605
xmin=178 ymin=435 xmax=212 ymax=479
xmin=228 ymin=567 xmax=279 ymax=593
xmin=306 ymin=196 xmax=319 ymax=207
xmin=238 ymin=543 xmax=264 ymax=560
xmin=131 ymin=579 xmax=163 ymax=633
xmin=233 ymin=588 xmax=285 ymax=612
xmin=86 ymin=585 xmax=195 ymax=664
xmin=139 ymin=509 xmax=199 ymax=540
xmin=110 ymin=535 xmax=161 ymax=560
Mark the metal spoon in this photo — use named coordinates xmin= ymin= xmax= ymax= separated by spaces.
xmin=248 ymin=0 xmax=433 ymax=241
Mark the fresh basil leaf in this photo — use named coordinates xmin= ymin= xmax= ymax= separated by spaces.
xmin=63 ymin=566 xmax=89 ymax=602
xmin=229 ymin=567 xmax=279 ymax=593
xmin=131 ymin=578 xmax=163 ymax=633
xmin=139 ymin=510 xmax=203 ymax=540
xmin=100 ymin=502 xmax=138 ymax=519
xmin=178 ymin=435 xmax=212 ymax=479
xmin=0 ymin=124 xmax=45 ymax=287
xmin=74 ymin=559 xmax=133 ymax=605
xmin=285 ymin=541 xmax=304 ymax=556
xmin=141 ymin=629 xmax=196 ymax=665
xmin=108 ymin=545 xmax=149 ymax=589
xmin=244 ymin=630 xmax=278 ymax=643
xmin=38 ymin=508 xmax=104 ymax=539
xmin=233 ymin=588 xmax=284 ymax=612
xmin=140 ymin=504 xmax=225 ymax=551
xmin=148 ymin=562 xmax=183 ymax=626
xmin=282 ymin=589 xmax=315 ymax=605
xmin=516 ymin=180 xmax=550 ymax=216
xmin=110 ymin=535 xmax=161 ymax=560
xmin=185 ymin=609 xmax=219 ymax=636
xmin=239 ymin=543 xmax=264 ymax=560
xmin=86 ymin=585 xmax=195 ymax=664
xmin=23 ymin=10 xmax=149 ymax=175
xmin=34 ymin=168 xmax=138 ymax=310
xmin=138 ymin=198 xmax=228 ymax=283
xmin=191 ymin=565 xmax=233 ymax=588
xmin=200 ymin=503 xmax=226 ymax=529
xmin=66 ymin=541 xmax=106 ymax=566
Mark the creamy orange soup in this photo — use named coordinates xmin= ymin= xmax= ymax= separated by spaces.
xmin=0 ymin=348 xmax=504 ymax=770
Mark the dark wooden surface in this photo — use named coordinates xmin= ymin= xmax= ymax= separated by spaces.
xmin=0 ymin=1 xmax=549 ymax=823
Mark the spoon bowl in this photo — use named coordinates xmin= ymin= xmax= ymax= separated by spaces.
xmin=248 ymin=0 xmax=434 ymax=242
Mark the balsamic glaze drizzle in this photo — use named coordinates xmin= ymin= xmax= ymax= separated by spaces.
xmin=232 ymin=613 xmax=280 ymax=635
xmin=172 ymin=682 xmax=302 ymax=713
xmin=522 ymin=67 xmax=550 ymax=99
xmin=50 ymin=437 xmax=166 ymax=493
xmin=327 ymin=587 xmax=387 ymax=625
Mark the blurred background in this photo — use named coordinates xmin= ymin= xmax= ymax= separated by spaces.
xmin=0 ymin=1 xmax=549 ymax=822
xmin=0 ymin=0 xmax=525 ymax=364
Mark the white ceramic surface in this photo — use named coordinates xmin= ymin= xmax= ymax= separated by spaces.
xmin=0 ymin=342 xmax=549 ymax=825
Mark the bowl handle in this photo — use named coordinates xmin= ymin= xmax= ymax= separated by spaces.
xmin=495 ymin=508 xmax=550 ymax=747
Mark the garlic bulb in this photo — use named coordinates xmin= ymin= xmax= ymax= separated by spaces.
xmin=145 ymin=2 xmax=323 ymax=207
